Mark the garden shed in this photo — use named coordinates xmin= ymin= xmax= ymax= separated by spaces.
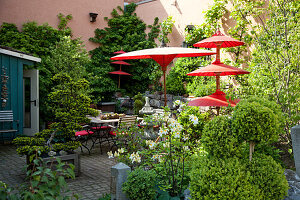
xmin=0 ymin=46 xmax=41 ymax=141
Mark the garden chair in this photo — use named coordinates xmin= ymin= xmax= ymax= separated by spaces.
xmin=75 ymin=125 xmax=95 ymax=154
xmin=108 ymin=115 xmax=138 ymax=151
xmin=89 ymin=123 xmax=112 ymax=154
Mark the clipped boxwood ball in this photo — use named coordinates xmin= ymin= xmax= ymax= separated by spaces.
xmin=122 ymin=168 xmax=157 ymax=200
xmin=201 ymin=115 xmax=242 ymax=158
xmin=246 ymin=96 xmax=285 ymax=135
xmin=189 ymin=156 xmax=260 ymax=200
xmin=232 ymin=100 xmax=278 ymax=144
xmin=248 ymin=153 xmax=288 ymax=200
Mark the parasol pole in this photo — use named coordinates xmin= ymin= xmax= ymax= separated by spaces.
xmin=163 ymin=69 xmax=167 ymax=106
xmin=215 ymin=43 xmax=222 ymax=63
xmin=215 ymin=42 xmax=222 ymax=116
xmin=118 ymin=75 xmax=120 ymax=88
xmin=216 ymin=73 xmax=221 ymax=91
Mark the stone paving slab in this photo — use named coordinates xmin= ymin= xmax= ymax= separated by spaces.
xmin=0 ymin=143 xmax=117 ymax=200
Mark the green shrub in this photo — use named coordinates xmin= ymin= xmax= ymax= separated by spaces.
xmin=133 ymin=93 xmax=145 ymax=115
xmin=34 ymin=129 xmax=52 ymax=139
xmin=246 ymin=96 xmax=285 ymax=135
xmin=202 ymin=115 xmax=242 ymax=158
xmin=13 ymin=137 xmax=45 ymax=147
xmin=232 ymin=99 xmax=278 ymax=144
xmin=177 ymin=107 xmax=209 ymax=142
xmin=98 ymin=194 xmax=111 ymax=200
xmin=189 ymin=156 xmax=259 ymax=200
xmin=122 ymin=168 xmax=157 ymax=200
xmin=0 ymin=154 xmax=77 ymax=199
xmin=52 ymin=141 xmax=81 ymax=153
xmin=248 ymin=153 xmax=288 ymax=200
xmin=16 ymin=145 xmax=50 ymax=156
xmin=166 ymin=70 xmax=186 ymax=95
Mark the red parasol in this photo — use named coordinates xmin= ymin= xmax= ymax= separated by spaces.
xmin=193 ymin=30 xmax=244 ymax=49
xmin=187 ymin=31 xmax=246 ymax=114
xmin=188 ymin=90 xmax=239 ymax=108
xmin=109 ymin=70 xmax=132 ymax=89
xmin=111 ymin=61 xmax=131 ymax=72
xmin=109 ymin=70 xmax=132 ymax=76
xmin=111 ymin=61 xmax=131 ymax=65
xmin=111 ymin=47 xmax=215 ymax=106
xmin=187 ymin=60 xmax=250 ymax=77
xmin=194 ymin=30 xmax=244 ymax=63
xmin=113 ymin=50 xmax=126 ymax=54
xmin=187 ymin=60 xmax=250 ymax=90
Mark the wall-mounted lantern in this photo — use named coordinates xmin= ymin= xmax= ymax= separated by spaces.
xmin=186 ymin=25 xmax=195 ymax=32
xmin=89 ymin=13 xmax=98 ymax=22
xmin=182 ymin=41 xmax=187 ymax=48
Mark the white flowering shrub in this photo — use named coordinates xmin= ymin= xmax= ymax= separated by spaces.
xmin=107 ymin=105 xmax=209 ymax=197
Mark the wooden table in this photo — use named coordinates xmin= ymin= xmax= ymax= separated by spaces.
xmin=89 ymin=117 xmax=120 ymax=125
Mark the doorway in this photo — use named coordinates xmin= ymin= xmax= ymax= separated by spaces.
xmin=23 ymin=69 xmax=39 ymax=136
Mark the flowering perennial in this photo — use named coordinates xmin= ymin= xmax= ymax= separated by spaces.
xmin=158 ymin=127 xmax=168 ymax=137
xmin=189 ymin=115 xmax=199 ymax=125
xmin=129 ymin=152 xmax=141 ymax=163
xmin=107 ymin=151 xmax=114 ymax=159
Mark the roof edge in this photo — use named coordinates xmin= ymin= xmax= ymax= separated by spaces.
xmin=0 ymin=48 xmax=41 ymax=63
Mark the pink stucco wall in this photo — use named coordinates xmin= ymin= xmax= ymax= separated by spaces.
xmin=0 ymin=0 xmax=123 ymax=52
xmin=134 ymin=0 xmax=214 ymax=47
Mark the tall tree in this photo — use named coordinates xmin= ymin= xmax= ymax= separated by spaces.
xmin=245 ymin=0 xmax=300 ymax=143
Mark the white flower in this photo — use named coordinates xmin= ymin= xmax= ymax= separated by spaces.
xmin=148 ymin=141 xmax=156 ymax=149
xmin=129 ymin=152 xmax=141 ymax=163
xmin=48 ymin=151 xmax=56 ymax=157
xmin=168 ymin=119 xmax=177 ymax=128
xmin=152 ymin=154 xmax=162 ymax=162
xmin=158 ymin=127 xmax=168 ymax=137
xmin=173 ymin=100 xmax=181 ymax=107
xmin=178 ymin=104 xmax=185 ymax=112
xmin=163 ymin=142 xmax=170 ymax=148
xmin=182 ymin=135 xmax=189 ymax=141
xmin=183 ymin=146 xmax=190 ymax=151
xmin=118 ymin=148 xmax=125 ymax=154
xmin=174 ymin=131 xmax=180 ymax=138
xmin=189 ymin=115 xmax=199 ymax=125
xmin=152 ymin=154 xmax=158 ymax=160
xmin=107 ymin=151 xmax=114 ymax=159
xmin=114 ymin=151 xmax=120 ymax=157
xmin=175 ymin=123 xmax=183 ymax=132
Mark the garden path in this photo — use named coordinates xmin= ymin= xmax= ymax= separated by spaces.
xmin=0 ymin=143 xmax=116 ymax=200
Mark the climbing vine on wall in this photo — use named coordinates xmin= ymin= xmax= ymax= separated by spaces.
xmin=88 ymin=3 xmax=160 ymax=101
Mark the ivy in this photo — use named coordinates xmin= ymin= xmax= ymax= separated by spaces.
xmin=158 ymin=16 xmax=175 ymax=46
xmin=88 ymin=3 xmax=160 ymax=101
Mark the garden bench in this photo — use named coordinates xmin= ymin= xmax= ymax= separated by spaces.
xmin=0 ymin=110 xmax=19 ymax=141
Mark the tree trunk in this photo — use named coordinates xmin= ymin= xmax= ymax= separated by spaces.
xmin=249 ymin=141 xmax=255 ymax=161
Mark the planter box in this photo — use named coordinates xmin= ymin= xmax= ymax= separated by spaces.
xmin=42 ymin=153 xmax=81 ymax=176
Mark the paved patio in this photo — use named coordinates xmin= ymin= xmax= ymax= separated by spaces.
xmin=0 ymin=143 xmax=117 ymax=200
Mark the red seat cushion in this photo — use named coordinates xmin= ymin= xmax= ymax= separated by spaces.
xmin=91 ymin=126 xmax=110 ymax=130
xmin=75 ymin=130 xmax=94 ymax=137
xmin=109 ymin=131 xmax=117 ymax=136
